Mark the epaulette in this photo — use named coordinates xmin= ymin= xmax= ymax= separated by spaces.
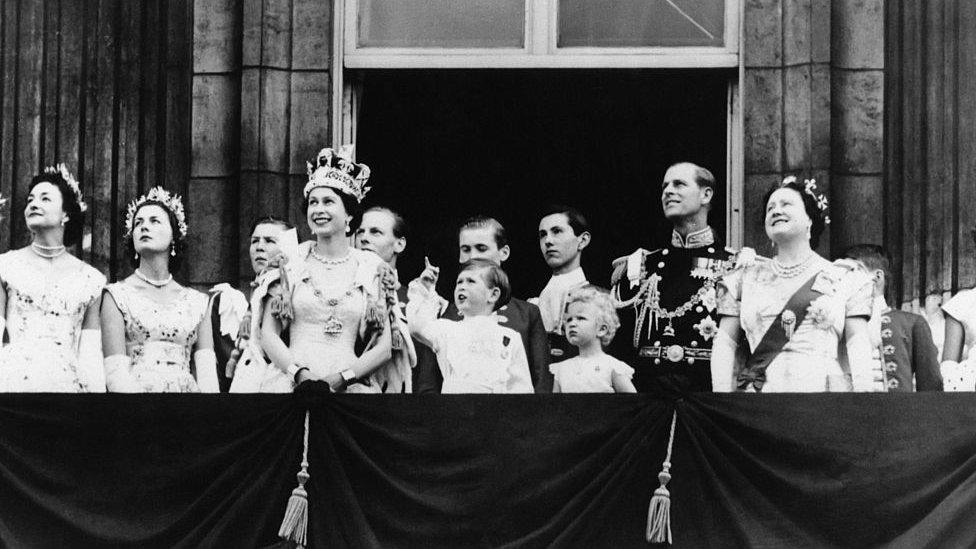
xmin=610 ymin=248 xmax=660 ymax=286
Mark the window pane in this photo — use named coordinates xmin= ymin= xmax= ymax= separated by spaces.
xmin=558 ymin=0 xmax=725 ymax=48
xmin=359 ymin=0 xmax=525 ymax=48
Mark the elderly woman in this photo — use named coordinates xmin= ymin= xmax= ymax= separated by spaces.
xmin=710 ymin=176 xmax=875 ymax=392
xmin=256 ymin=146 xmax=411 ymax=393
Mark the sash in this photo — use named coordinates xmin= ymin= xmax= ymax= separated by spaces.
xmin=737 ymin=273 xmax=821 ymax=392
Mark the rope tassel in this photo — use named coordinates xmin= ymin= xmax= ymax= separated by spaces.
xmin=279 ymin=411 xmax=311 ymax=548
xmin=646 ymin=411 xmax=678 ymax=544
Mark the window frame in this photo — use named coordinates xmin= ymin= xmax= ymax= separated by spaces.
xmin=343 ymin=0 xmax=739 ymax=69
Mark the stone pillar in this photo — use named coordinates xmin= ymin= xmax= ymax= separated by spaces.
xmin=239 ymin=0 xmax=332 ymax=283
xmin=742 ymin=0 xmax=833 ymax=256
xmin=829 ymin=0 xmax=885 ymax=254
xmin=191 ymin=0 xmax=243 ymax=287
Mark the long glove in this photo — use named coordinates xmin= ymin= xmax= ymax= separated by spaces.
xmin=845 ymin=329 xmax=876 ymax=392
xmin=104 ymin=354 xmax=141 ymax=393
xmin=194 ymin=349 xmax=220 ymax=393
xmin=78 ymin=329 xmax=105 ymax=392
xmin=710 ymin=329 xmax=738 ymax=392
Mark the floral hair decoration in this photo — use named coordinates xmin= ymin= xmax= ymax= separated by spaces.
xmin=124 ymin=186 xmax=188 ymax=238
xmin=43 ymin=163 xmax=87 ymax=213
xmin=304 ymin=145 xmax=371 ymax=203
xmin=781 ymin=175 xmax=830 ymax=225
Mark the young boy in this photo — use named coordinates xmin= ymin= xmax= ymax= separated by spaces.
xmin=550 ymin=285 xmax=636 ymax=393
xmin=842 ymin=244 xmax=942 ymax=391
xmin=407 ymin=258 xmax=533 ymax=394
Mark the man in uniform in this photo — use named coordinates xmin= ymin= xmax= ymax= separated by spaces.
xmin=609 ymin=162 xmax=735 ymax=394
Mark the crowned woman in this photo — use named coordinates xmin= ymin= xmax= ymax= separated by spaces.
xmin=710 ymin=176 xmax=876 ymax=392
xmin=0 ymin=165 xmax=106 ymax=392
xmin=247 ymin=146 xmax=412 ymax=393
xmin=101 ymin=187 xmax=219 ymax=392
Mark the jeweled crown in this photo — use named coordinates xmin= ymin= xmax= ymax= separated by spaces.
xmin=124 ymin=186 xmax=188 ymax=238
xmin=43 ymin=163 xmax=87 ymax=213
xmin=303 ymin=145 xmax=371 ymax=203
xmin=781 ymin=175 xmax=830 ymax=225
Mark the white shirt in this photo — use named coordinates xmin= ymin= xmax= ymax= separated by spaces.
xmin=533 ymin=267 xmax=587 ymax=333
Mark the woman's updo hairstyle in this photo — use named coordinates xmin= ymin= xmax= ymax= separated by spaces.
xmin=27 ymin=170 xmax=86 ymax=246
xmin=762 ymin=176 xmax=829 ymax=249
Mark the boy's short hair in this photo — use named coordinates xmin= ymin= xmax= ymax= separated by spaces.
xmin=459 ymin=258 xmax=511 ymax=310
xmin=565 ymin=285 xmax=620 ymax=347
xmin=458 ymin=215 xmax=507 ymax=248
xmin=540 ymin=204 xmax=590 ymax=236
xmin=842 ymin=244 xmax=890 ymax=281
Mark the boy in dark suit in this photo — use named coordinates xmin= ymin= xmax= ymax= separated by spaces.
xmin=843 ymin=244 xmax=942 ymax=391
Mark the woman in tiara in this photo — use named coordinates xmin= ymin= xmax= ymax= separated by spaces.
xmin=710 ymin=176 xmax=876 ymax=392
xmin=0 ymin=165 xmax=106 ymax=392
xmin=101 ymin=187 xmax=219 ymax=393
xmin=255 ymin=146 xmax=412 ymax=393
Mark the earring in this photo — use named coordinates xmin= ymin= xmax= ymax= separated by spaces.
xmin=170 ymin=246 xmax=176 ymax=257
xmin=134 ymin=252 xmax=139 ymax=261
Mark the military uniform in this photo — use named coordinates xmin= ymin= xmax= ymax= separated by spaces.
xmin=608 ymin=227 xmax=735 ymax=394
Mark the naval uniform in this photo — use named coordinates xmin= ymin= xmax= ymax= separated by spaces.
xmin=609 ymin=227 xmax=735 ymax=394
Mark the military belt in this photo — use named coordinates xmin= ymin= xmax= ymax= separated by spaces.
xmin=638 ymin=345 xmax=711 ymax=364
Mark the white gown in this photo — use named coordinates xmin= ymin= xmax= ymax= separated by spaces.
xmin=105 ymin=282 xmax=209 ymax=393
xmin=0 ymin=251 xmax=105 ymax=392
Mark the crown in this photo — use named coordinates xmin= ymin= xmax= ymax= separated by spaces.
xmin=781 ymin=175 xmax=830 ymax=225
xmin=303 ymin=145 xmax=371 ymax=203
xmin=43 ymin=163 xmax=87 ymax=213
xmin=124 ymin=186 xmax=188 ymax=238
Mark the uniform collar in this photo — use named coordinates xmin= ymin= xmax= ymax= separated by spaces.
xmin=671 ymin=226 xmax=714 ymax=249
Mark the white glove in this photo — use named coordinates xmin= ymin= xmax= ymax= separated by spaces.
xmin=104 ymin=354 xmax=141 ymax=393
xmin=941 ymin=360 xmax=976 ymax=392
xmin=78 ymin=329 xmax=105 ymax=392
xmin=845 ymin=329 xmax=876 ymax=392
xmin=710 ymin=329 xmax=738 ymax=392
xmin=194 ymin=349 xmax=220 ymax=393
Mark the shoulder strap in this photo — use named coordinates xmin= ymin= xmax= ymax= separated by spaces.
xmin=738 ymin=272 xmax=821 ymax=391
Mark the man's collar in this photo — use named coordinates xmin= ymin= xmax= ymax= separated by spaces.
xmin=550 ymin=266 xmax=586 ymax=283
xmin=671 ymin=226 xmax=714 ymax=248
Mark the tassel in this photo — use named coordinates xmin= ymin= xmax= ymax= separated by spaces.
xmin=646 ymin=411 xmax=678 ymax=544
xmin=279 ymin=411 xmax=311 ymax=547
xmin=271 ymin=268 xmax=294 ymax=323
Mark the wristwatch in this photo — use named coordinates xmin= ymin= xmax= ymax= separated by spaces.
xmin=340 ymin=369 xmax=358 ymax=387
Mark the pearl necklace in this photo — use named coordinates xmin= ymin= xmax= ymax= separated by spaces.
xmin=309 ymin=248 xmax=351 ymax=266
xmin=30 ymin=242 xmax=66 ymax=259
xmin=134 ymin=268 xmax=173 ymax=287
xmin=772 ymin=253 xmax=816 ymax=279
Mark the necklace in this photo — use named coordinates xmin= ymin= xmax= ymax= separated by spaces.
xmin=30 ymin=242 xmax=66 ymax=259
xmin=309 ymin=247 xmax=351 ymax=266
xmin=134 ymin=268 xmax=173 ymax=287
xmin=310 ymin=282 xmax=356 ymax=336
xmin=772 ymin=253 xmax=816 ymax=279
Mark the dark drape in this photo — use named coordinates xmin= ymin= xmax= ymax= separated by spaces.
xmin=0 ymin=389 xmax=974 ymax=548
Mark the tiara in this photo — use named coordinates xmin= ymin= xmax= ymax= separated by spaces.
xmin=43 ymin=163 xmax=87 ymax=213
xmin=781 ymin=175 xmax=830 ymax=225
xmin=124 ymin=186 xmax=188 ymax=238
xmin=303 ymin=145 xmax=371 ymax=203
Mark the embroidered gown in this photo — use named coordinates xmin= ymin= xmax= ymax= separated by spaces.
xmin=105 ymin=283 xmax=209 ymax=392
xmin=0 ymin=252 xmax=105 ymax=392
xmin=716 ymin=254 xmax=873 ymax=392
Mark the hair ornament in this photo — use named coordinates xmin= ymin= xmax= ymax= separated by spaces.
xmin=781 ymin=175 xmax=830 ymax=224
xmin=303 ymin=145 xmax=371 ymax=203
xmin=43 ymin=163 xmax=87 ymax=213
xmin=124 ymin=186 xmax=188 ymax=238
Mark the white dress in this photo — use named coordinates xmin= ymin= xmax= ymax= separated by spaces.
xmin=0 ymin=252 xmax=105 ymax=392
xmin=717 ymin=255 xmax=873 ymax=392
xmin=550 ymin=354 xmax=634 ymax=393
xmin=942 ymin=289 xmax=976 ymax=360
xmin=105 ymin=282 xmax=209 ymax=393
